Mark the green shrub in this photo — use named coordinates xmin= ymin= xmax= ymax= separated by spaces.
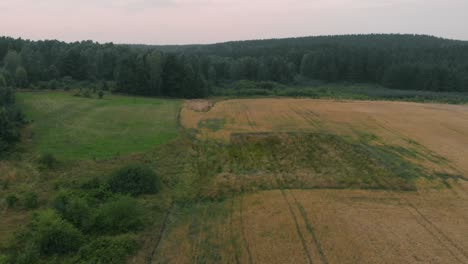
xmin=6 ymin=194 xmax=18 ymax=208
xmin=102 ymin=81 xmax=109 ymax=91
xmin=108 ymin=164 xmax=161 ymax=196
xmin=2 ymin=180 xmax=9 ymax=190
xmin=48 ymin=80 xmax=57 ymax=90
xmin=83 ymin=89 xmax=91 ymax=98
xmin=31 ymin=210 xmax=84 ymax=255
xmin=24 ymin=192 xmax=38 ymax=209
xmin=0 ymin=254 xmax=9 ymax=264
xmin=37 ymin=153 xmax=57 ymax=169
xmin=90 ymin=196 xmax=144 ymax=234
xmin=98 ymin=90 xmax=104 ymax=99
xmin=80 ymin=179 xmax=113 ymax=202
xmin=10 ymin=241 xmax=40 ymax=264
xmin=77 ymin=234 xmax=139 ymax=264
xmin=53 ymin=191 xmax=92 ymax=231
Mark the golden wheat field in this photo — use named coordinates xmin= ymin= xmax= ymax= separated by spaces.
xmin=174 ymin=98 xmax=468 ymax=264
xmin=182 ymin=99 xmax=468 ymax=174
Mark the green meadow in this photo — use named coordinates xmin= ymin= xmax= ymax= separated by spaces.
xmin=16 ymin=92 xmax=180 ymax=160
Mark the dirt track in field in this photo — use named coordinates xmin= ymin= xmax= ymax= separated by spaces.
xmin=181 ymin=99 xmax=468 ymax=174
xmin=155 ymin=182 xmax=468 ymax=264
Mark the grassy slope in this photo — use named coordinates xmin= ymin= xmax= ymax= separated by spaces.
xmin=16 ymin=92 xmax=180 ymax=160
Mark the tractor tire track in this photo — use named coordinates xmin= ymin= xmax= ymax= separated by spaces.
xmin=381 ymin=187 xmax=468 ymax=264
xmin=192 ymin=205 xmax=208 ymax=263
xmin=230 ymin=198 xmax=241 ymax=264
xmin=147 ymin=201 xmax=174 ymax=264
xmin=281 ymin=189 xmax=314 ymax=264
xmin=401 ymin=196 xmax=468 ymax=262
xmin=239 ymin=194 xmax=254 ymax=264
xmin=289 ymin=191 xmax=329 ymax=264
xmin=378 ymin=170 xmax=468 ymax=264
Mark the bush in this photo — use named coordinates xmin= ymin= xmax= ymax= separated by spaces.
xmin=77 ymin=234 xmax=139 ymax=264
xmin=83 ymin=89 xmax=91 ymax=98
xmin=10 ymin=241 xmax=40 ymax=264
xmin=98 ymin=90 xmax=104 ymax=99
xmin=6 ymin=194 xmax=18 ymax=208
xmin=90 ymin=196 xmax=144 ymax=234
xmin=2 ymin=180 xmax=9 ymax=190
xmin=48 ymin=80 xmax=57 ymax=90
xmin=108 ymin=164 xmax=161 ymax=196
xmin=24 ymin=192 xmax=38 ymax=209
xmin=31 ymin=210 xmax=84 ymax=255
xmin=53 ymin=190 xmax=92 ymax=231
xmin=37 ymin=153 xmax=57 ymax=169
xmin=80 ymin=178 xmax=113 ymax=202
xmin=102 ymin=81 xmax=109 ymax=91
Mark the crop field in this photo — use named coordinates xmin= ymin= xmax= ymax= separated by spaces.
xmin=16 ymin=92 xmax=180 ymax=160
xmin=182 ymin=98 xmax=468 ymax=174
xmin=171 ymin=98 xmax=468 ymax=264
xmin=156 ymin=186 xmax=468 ymax=264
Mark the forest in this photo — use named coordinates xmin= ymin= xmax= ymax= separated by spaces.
xmin=1 ymin=34 xmax=468 ymax=99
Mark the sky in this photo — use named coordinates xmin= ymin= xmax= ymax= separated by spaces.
xmin=1 ymin=0 xmax=467 ymax=45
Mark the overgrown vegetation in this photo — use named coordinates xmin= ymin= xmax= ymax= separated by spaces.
xmin=198 ymin=118 xmax=227 ymax=131
xmin=183 ymin=131 xmax=467 ymax=201
xmin=215 ymin=81 xmax=468 ymax=104
xmin=108 ymin=164 xmax=162 ymax=196
xmin=3 ymin=165 xmax=154 ymax=263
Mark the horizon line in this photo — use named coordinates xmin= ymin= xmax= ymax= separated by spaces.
xmin=1 ymin=33 xmax=467 ymax=47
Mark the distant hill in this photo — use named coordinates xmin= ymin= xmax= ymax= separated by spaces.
xmin=134 ymin=34 xmax=468 ymax=55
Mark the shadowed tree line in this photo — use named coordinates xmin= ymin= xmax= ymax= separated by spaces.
xmin=1 ymin=34 xmax=468 ymax=98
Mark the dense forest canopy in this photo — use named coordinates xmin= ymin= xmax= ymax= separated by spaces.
xmin=1 ymin=34 xmax=468 ymax=98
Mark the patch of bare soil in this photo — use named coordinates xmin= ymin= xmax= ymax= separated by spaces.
xmin=184 ymin=99 xmax=213 ymax=112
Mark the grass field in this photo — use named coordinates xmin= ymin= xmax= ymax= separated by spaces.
xmin=16 ymin=91 xmax=180 ymax=160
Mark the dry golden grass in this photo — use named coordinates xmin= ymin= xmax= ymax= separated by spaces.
xmin=172 ymin=98 xmax=468 ymax=264
xmin=156 ymin=182 xmax=468 ymax=264
xmin=182 ymin=99 xmax=468 ymax=174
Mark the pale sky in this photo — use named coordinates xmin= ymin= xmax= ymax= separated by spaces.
xmin=1 ymin=0 xmax=467 ymax=44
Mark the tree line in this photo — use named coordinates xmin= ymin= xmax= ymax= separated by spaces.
xmin=1 ymin=34 xmax=468 ymax=98
xmin=0 ymin=85 xmax=23 ymax=152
